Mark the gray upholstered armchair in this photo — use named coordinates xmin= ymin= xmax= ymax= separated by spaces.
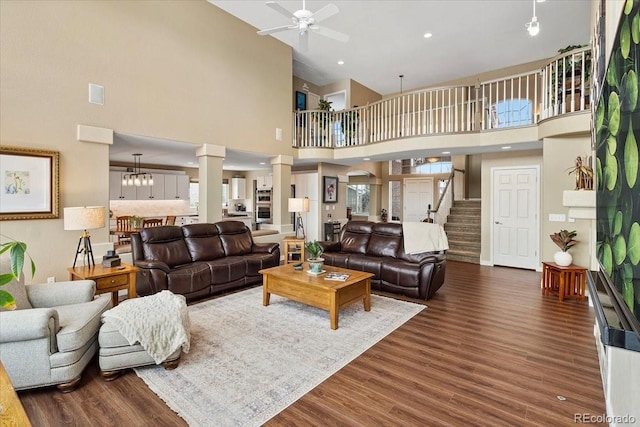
xmin=0 ymin=279 xmax=111 ymax=392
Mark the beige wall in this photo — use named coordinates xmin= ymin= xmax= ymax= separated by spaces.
xmin=542 ymin=136 xmax=593 ymax=268
xmin=0 ymin=1 xmax=292 ymax=282
xmin=350 ymin=80 xmax=382 ymax=107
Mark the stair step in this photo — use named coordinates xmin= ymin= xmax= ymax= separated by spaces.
xmin=444 ymin=224 xmax=482 ymax=235
xmin=449 ymin=207 xmax=481 ymax=215
xmin=446 ymin=215 xmax=481 ymax=224
xmin=448 ymin=240 xmax=481 ymax=251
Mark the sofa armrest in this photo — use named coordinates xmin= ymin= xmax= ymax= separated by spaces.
xmin=27 ymin=280 xmax=95 ymax=308
xmin=252 ymin=242 xmax=279 ymax=254
xmin=318 ymin=241 xmax=341 ymax=253
xmin=402 ymin=251 xmax=446 ymax=265
xmin=135 ymin=260 xmax=171 ymax=273
xmin=0 ymin=308 xmax=59 ymax=343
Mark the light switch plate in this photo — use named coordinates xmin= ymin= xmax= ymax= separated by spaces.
xmin=549 ymin=214 xmax=566 ymax=222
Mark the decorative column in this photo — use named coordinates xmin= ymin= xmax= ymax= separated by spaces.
xmin=196 ymin=144 xmax=225 ymax=224
xmin=267 ymin=155 xmax=294 ymax=233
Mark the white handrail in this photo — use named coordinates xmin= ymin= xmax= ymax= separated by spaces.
xmin=293 ymin=48 xmax=590 ymax=148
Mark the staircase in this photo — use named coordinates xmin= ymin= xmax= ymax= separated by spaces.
xmin=444 ymin=199 xmax=481 ymax=264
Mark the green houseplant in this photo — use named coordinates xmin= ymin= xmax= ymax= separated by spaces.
xmin=550 ymin=230 xmax=578 ymax=266
xmin=305 ymin=240 xmax=324 ymax=274
xmin=0 ymin=236 xmax=36 ymax=310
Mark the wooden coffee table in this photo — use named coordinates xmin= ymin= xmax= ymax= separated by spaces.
xmin=259 ymin=263 xmax=373 ymax=330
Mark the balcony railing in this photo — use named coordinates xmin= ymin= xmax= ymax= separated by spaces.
xmin=293 ymin=46 xmax=591 ymax=149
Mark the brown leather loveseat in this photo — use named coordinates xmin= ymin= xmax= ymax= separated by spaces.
xmin=318 ymin=221 xmax=446 ymax=300
xmin=131 ymin=221 xmax=279 ymax=301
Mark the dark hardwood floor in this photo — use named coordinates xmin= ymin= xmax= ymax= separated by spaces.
xmin=18 ymin=261 xmax=606 ymax=426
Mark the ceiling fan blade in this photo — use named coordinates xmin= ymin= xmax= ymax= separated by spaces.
xmin=313 ymin=25 xmax=349 ymax=43
xmin=265 ymin=1 xmax=296 ymax=20
xmin=299 ymin=31 xmax=309 ymax=53
xmin=309 ymin=3 xmax=339 ymax=23
xmin=257 ymin=24 xmax=296 ymax=36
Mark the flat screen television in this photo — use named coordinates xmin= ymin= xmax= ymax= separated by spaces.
xmin=594 ymin=0 xmax=640 ymax=350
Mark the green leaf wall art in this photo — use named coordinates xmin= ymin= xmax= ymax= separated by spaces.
xmin=596 ymin=0 xmax=640 ymax=322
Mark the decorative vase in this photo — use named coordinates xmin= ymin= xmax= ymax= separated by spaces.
xmin=554 ymin=251 xmax=573 ymax=266
xmin=307 ymin=258 xmax=324 ymax=274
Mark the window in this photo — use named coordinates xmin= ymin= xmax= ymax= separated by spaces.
xmin=493 ymin=99 xmax=533 ymax=128
xmin=346 ymin=184 xmax=369 ymax=215
xmin=414 ymin=157 xmax=452 ymax=174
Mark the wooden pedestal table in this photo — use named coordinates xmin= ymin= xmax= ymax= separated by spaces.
xmin=541 ymin=262 xmax=587 ymax=302
xmin=67 ymin=263 xmax=139 ymax=307
xmin=259 ymin=263 xmax=373 ymax=330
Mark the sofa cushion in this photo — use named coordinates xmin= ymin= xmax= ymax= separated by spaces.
xmin=340 ymin=221 xmax=373 ymax=254
xmin=216 ymin=221 xmax=253 ymax=256
xmin=55 ymin=297 xmax=111 ymax=352
xmin=367 ymin=222 xmax=402 ymax=258
xmin=322 ymin=252 xmax=350 ymax=268
xmin=139 ymin=227 xmax=192 ymax=268
xmin=381 ymin=260 xmax=421 ymax=290
xmin=166 ymin=263 xmax=211 ymax=295
xmin=207 ymin=257 xmax=247 ymax=284
xmin=182 ymin=224 xmax=226 ymax=261
xmin=346 ymin=254 xmax=383 ymax=278
xmin=245 ymin=253 xmax=278 ymax=277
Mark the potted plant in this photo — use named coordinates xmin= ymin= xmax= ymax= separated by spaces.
xmin=0 ymin=236 xmax=36 ymax=310
xmin=305 ymin=240 xmax=324 ymax=274
xmin=550 ymin=230 xmax=578 ymax=266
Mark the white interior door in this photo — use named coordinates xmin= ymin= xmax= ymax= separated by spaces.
xmin=492 ymin=167 xmax=539 ymax=269
xmin=308 ymin=92 xmax=320 ymax=110
xmin=403 ymin=178 xmax=434 ymax=222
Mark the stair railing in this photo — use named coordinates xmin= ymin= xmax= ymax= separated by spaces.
xmin=428 ymin=168 xmax=463 ymax=224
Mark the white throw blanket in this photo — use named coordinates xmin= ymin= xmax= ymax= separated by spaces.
xmin=402 ymin=222 xmax=449 ymax=254
xmin=102 ymin=290 xmax=191 ymax=364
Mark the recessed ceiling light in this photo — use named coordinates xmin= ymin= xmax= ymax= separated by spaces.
xmin=502 ymin=146 xmax=512 ymax=150
xmin=187 ymin=161 xmax=195 ymax=165
xmin=423 ymin=32 xmax=433 ymax=39
xmin=337 ymin=60 xmax=345 ymax=65
xmin=259 ymin=162 xmax=266 ymax=165
xmin=363 ymin=158 xmax=370 ymax=161
xmin=442 ymin=151 xmax=450 ymax=154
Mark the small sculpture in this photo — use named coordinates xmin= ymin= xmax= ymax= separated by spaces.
xmin=566 ymin=155 xmax=594 ymax=190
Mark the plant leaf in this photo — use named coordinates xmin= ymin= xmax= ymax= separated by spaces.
xmin=621 ymin=16 xmax=631 ymax=59
xmin=621 ymin=70 xmax=638 ymax=112
xmin=608 ymin=91 xmax=621 ymax=136
xmin=614 ymin=235 xmax=627 ymax=265
xmin=628 ymin=222 xmax=640 ymax=265
xmin=0 ymin=289 xmax=16 ymax=310
xmin=624 ymin=124 xmax=639 ymax=188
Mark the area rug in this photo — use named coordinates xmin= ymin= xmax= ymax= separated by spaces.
xmin=134 ymin=286 xmax=425 ymax=426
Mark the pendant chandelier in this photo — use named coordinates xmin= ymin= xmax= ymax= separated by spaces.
xmin=122 ymin=153 xmax=153 ymax=186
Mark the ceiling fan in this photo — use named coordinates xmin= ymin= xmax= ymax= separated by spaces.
xmin=257 ymin=0 xmax=349 ymax=52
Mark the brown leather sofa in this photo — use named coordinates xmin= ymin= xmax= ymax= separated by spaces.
xmin=131 ymin=221 xmax=279 ymax=301
xmin=318 ymin=221 xmax=446 ymax=300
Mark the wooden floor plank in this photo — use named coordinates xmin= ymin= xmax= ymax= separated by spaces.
xmin=16 ymin=261 xmax=606 ymax=426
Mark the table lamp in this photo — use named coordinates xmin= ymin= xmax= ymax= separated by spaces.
xmin=288 ymin=197 xmax=310 ymax=240
xmin=64 ymin=206 xmax=106 ymax=268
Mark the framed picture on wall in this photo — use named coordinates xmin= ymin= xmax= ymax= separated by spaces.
xmin=295 ymin=91 xmax=307 ymax=111
xmin=323 ymin=176 xmax=338 ymax=203
xmin=0 ymin=146 xmax=60 ymax=220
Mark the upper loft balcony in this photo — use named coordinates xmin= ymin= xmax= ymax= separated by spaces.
xmin=292 ymin=46 xmax=591 ymax=159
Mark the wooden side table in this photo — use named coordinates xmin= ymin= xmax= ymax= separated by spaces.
xmin=67 ymin=263 xmax=138 ymax=306
xmin=0 ymin=361 xmax=31 ymax=426
xmin=283 ymin=237 xmax=305 ymax=264
xmin=541 ymin=262 xmax=587 ymax=301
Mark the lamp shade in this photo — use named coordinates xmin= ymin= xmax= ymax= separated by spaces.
xmin=288 ymin=197 xmax=310 ymax=213
xmin=63 ymin=206 xmax=106 ymax=231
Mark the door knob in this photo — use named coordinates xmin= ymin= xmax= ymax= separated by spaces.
xmin=494 ymin=221 xmax=502 ymax=225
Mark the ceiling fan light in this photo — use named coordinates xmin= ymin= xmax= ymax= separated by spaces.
xmin=527 ymin=18 xmax=540 ymax=36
